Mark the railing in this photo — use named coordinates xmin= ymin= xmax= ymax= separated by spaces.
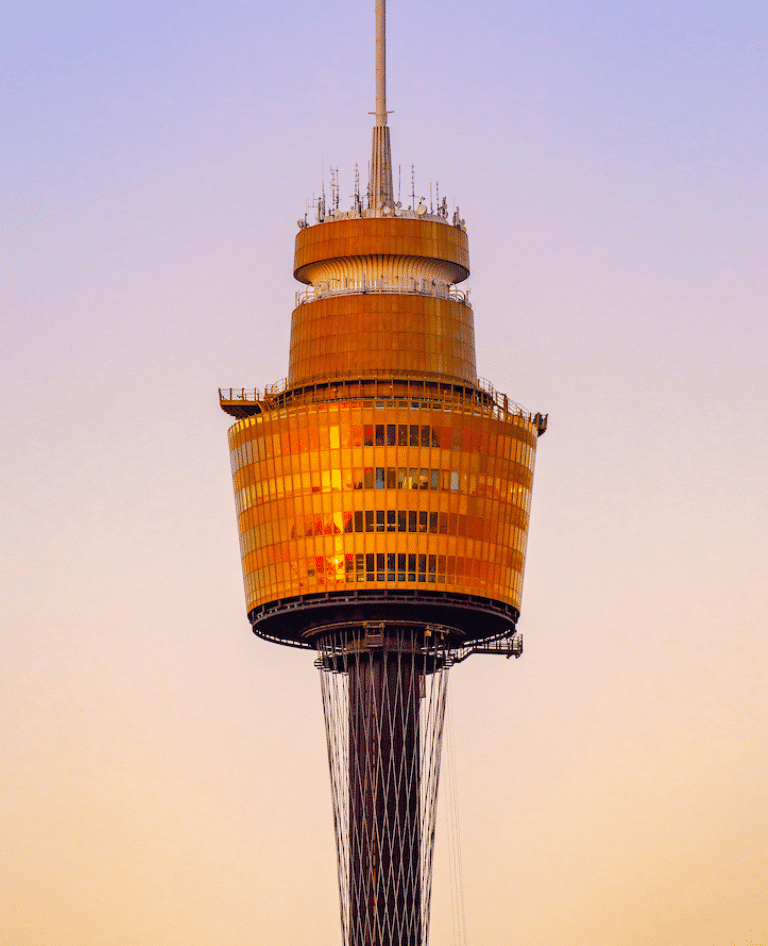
xmin=295 ymin=279 xmax=470 ymax=308
xmin=219 ymin=378 xmax=546 ymax=432
xmin=219 ymin=379 xmax=289 ymax=403
xmin=219 ymin=388 xmax=261 ymax=402
xmin=299 ymin=206 xmax=466 ymax=229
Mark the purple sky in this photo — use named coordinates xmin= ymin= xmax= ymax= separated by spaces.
xmin=3 ymin=1 xmax=767 ymax=944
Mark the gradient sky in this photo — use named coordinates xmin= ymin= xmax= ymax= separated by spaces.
xmin=2 ymin=1 xmax=766 ymax=945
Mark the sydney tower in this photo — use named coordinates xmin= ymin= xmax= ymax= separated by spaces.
xmin=219 ymin=2 xmax=546 ymax=944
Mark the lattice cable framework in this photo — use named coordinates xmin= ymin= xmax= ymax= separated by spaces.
xmin=317 ymin=625 xmax=451 ymax=946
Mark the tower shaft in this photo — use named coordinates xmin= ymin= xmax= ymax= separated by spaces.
xmin=348 ymin=646 xmax=421 ymax=946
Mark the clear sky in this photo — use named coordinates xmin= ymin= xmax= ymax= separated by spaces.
xmin=2 ymin=1 xmax=766 ymax=945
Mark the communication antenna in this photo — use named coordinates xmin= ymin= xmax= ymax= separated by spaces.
xmin=430 ymin=181 xmax=433 ymax=214
xmin=436 ymin=181 xmax=439 ymax=214
xmin=398 ymin=164 xmax=401 ymax=205
xmin=367 ymin=161 xmax=372 ymax=209
xmin=411 ymin=164 xmax=415 ymax=211
xmin=354 ymin=163 xmax=361 ymax=214
xmin=318 ymin=181 xmax=326 ymax=223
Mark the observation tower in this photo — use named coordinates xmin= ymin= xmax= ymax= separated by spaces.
xmin=220 ymin=2 xmax=546 ymax=944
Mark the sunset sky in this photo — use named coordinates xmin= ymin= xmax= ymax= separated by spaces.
xmin=2 ymin=1 xmax=766 ymax=945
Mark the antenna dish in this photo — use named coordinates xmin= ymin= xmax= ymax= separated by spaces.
xmin=416 ymin=202 xmax=427 ymax=215
xmin=396 ymin=201 xmax=402 ymax=209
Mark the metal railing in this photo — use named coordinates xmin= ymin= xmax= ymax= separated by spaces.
xmin=219 ymin=377 xmax=546 ymax=433
xmin=300 ymin=206 xmax=465 ymax=229
xmin=295 ymin=279 xmax=470 ymax=308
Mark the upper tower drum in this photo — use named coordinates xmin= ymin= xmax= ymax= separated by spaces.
xmin=290 ymin=216 xmax=476 ymax=388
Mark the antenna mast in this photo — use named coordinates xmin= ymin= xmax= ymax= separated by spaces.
xmin=375 ymin=0 xmax=387 ymax=126
xmin=369 ymin=0 xmax=393 ymax=209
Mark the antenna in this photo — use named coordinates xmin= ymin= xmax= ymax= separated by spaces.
xmin=398 ymin=164 xmax=401 ymax=205
xmin=411 ymin=164 xmax=415 ymax=211
xmin=354 ymin=163 xmax=361 ymax=214
xmin=430 ymin=182 xmax=433 ymax=214
xmin=367 ymin=161 xmax=372 ymax=209
xmin=375 ymin=0 xmax=387 ymax=126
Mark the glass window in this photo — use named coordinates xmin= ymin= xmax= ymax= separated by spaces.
xmin=429 ymin=512 xmax=438 ymax=534
xmin=365 ymin=511 xmax=375 ymax=532
xmin=408 ymin=511 xmax=418 ymax=533
xmin=398 ymin=512 xmax=407 ymax=532
xmin=419 ymin=512 xmax=428 ymax=533
xmin=450 ymin=471 xmax=459 ymax=492
xmin=375 ymin=467 xmax=385 ymax=489
xmin=430 ymin=469 xmax=440 ymax=491
xmin=398 ymin=425 xmax=408 ymax=446
xmin=376 ymin=511 xmax=385 ymax=532
xmin=387 ymin=553 xmax=396 ymax=580
xmin=410 ymin=425 xmax=419 ymax=447
xmin=421 ymin=426 xmax=430 ymax=447
xmin=364 ymin=468 xmax=374 ymax=489
xmin=363 ymin=425 xmax=374 ymax=446
xmin=386 ymin=424 xmax=396 ymax=446
xmin=375 ymin=425 xmax=385 ymax=446
xmin=386 ymin=468 xmax=397 ymax=489
xmin=387 ymin=510 xmax=396 ymax=532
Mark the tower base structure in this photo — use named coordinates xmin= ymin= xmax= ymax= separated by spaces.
xmin=317 ymin=623 xmax=451 ymax=946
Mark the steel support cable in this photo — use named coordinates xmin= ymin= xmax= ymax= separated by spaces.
xmin=444 ymin=701 xmax=468 ymax=946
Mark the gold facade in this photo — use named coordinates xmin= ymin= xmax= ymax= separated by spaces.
xmin=223 ymin=208 xmax=545 ymax=645
xmin=229 ymin=397 xmax=536 ymax=614
xmin=294 ymin=217 xmax=470 ymax=284
xmin=289 ymin=295 xmax=477 ymax=387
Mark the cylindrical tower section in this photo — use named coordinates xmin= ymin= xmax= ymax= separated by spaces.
xmin=227 ymin=394 xmax=538 ymax=646
xmin=289 ymin=294 xmax=477 ymax=387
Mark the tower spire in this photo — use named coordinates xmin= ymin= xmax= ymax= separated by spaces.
xmin=375 ymin=0 xmax=387 ymax=125
xmin=370 ymin=0 xmax=393 ymax=208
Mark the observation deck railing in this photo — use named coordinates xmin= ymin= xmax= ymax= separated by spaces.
xmin=295 ymin=278 xmax=470 ymax=308
xmin=219 ymin=376 xmax=547 ymax=435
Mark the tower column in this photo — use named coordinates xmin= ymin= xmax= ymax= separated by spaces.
xmin=348 ymin=640 xmax=421 ymax=946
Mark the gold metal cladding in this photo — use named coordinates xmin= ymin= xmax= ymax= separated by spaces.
xmin=227 ymin=400 xmax=538 ymax=628
xmin=294 ymin=217 xmax=470 ymax=285
xmin=288 ymin=294 xmax=477 ymax=388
